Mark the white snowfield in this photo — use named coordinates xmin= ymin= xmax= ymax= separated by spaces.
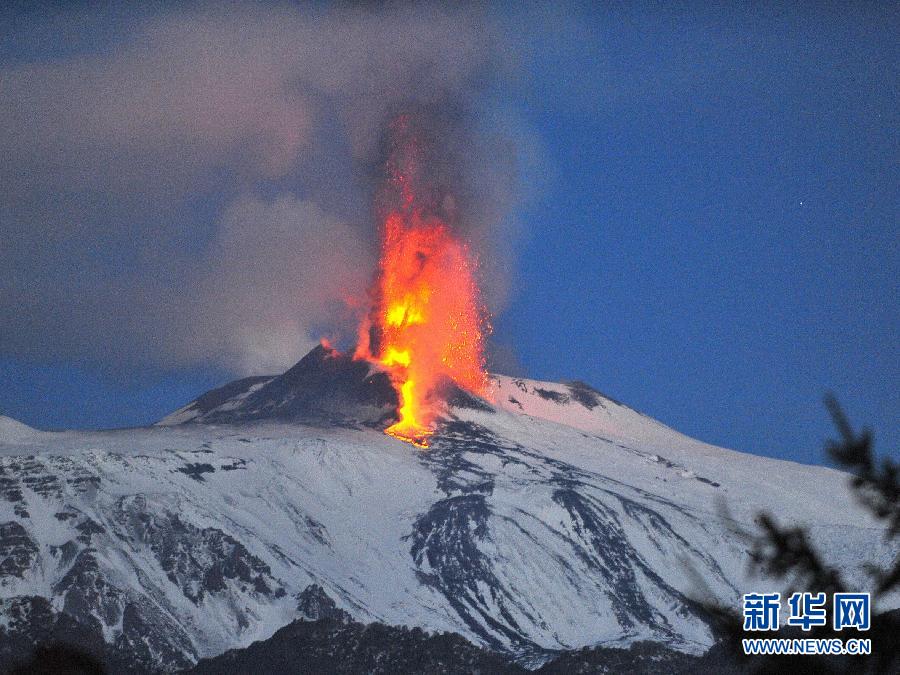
xmin=0 ymin=374 xmax=893 ymax=668
xmin=0 ymin=416 xmax=39 ymax=443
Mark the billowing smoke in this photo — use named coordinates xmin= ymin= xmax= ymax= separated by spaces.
xmin=0 ymin=3 xmax=535 ymax=375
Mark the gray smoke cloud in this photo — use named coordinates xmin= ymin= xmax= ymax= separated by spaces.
xmin=1 ymin=3 xmax=539 ymax=375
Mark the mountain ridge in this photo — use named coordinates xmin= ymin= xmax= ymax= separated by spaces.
xmin=0 ymin=345 xmax=893 ymax=672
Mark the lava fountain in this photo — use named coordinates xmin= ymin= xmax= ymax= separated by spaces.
xmin=355 ymin=116 xmax=489 ymax=447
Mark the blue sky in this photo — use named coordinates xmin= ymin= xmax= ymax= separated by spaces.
xmin=1 ymin=3 xmax=896 ymax=466
xmin=494 ymin=4 xmax=899 ymax=465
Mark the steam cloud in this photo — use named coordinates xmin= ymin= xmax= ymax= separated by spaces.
xmin=0 ymin=3 xmax=535 ymax=375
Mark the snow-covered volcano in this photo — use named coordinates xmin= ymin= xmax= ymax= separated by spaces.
xmin=0 ymin=345 xmax=892 ymax=671
xmin=0 ymin=416 xmax=38 ymax=443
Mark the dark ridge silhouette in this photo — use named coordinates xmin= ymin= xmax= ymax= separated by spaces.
xmin=186 ymin=616 xmax=522 ymax=675
xmin=167 ymin=344 xmax=399 ymax=429
xmin=9 ymin=643 xmax=105 ymax=675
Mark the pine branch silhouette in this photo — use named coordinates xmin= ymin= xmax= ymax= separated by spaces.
xmin=691 ymin=397 xmax=899 ymax=674
xmin=748 ymin=513 xmax=844 ymax=597
xmin=825 ymin=394 xmax=900 ymax=596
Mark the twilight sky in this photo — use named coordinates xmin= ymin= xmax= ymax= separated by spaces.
xmin=1 ymin=3 xmax=897 ymax=466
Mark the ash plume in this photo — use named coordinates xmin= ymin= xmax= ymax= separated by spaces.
xmin=0 ymin=3 xmax=536 ymax=376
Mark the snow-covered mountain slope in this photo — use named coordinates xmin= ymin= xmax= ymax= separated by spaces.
xmin=157 ymin=376 xmax=275 ymax=426
xmin=0 ymin=416 xmax=39 ymax=443
xmin=0 ymin=346 xmax=893 ymax=671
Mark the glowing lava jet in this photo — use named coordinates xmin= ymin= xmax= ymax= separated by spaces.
xmin=356 ymin=116 xmax=489 ymax=447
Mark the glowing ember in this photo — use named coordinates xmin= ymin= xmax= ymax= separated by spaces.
xmin=355 ymin=117 xmax=489 ymax=447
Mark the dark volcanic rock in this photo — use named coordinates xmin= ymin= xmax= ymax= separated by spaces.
xmin=0 ymin=596 xmax=149 ymax=674
xmin=533 ymin=388 xmax=569 ymax=404
xmin=114 ymin=495 xmax=283 ymax=607
xmin=12 ymin=549 xmax=197 ymax=672
xmin=185 ymin=610 xmax=739 ymax=675
xmin=175 ymin=462 xmax=216 ymax=482
xmin=185 ymin=375 xmax=274 ymax=417
xmin=0 ymin=522 xmax=37 ymax=579
xmin=54 ymin=549 xmax=125 ymax=631
xmin=8 ymin=643 xmax=107 ymax=675
xmin=162 ymin=344 xmax=497 ymax=431
xmin=180 ymin=345 xmax=399 ymax=428
xmin=187 ymin=616 xmax=522 ymax=675
xmin=297 ymin=584 xmax=351 ymax=622
xmin=0 ymin=595 xmax=195 ymax=674
xmin=115 ymin=601 xmax=196 ymax=672
xmin=18 ymin=457 xmax=63 ymax=499
xmin=564 ymin=381 xmax=606 ymax=410
xmin=75 ymin=517 xmax=106 ymax=544
xmin=0 ymin=596 xmax=106 ymax=671
xmin=535 ymin=640 xmax=705 ymax=674
xmin=0 ymin=466 xmax=25 ymax=505
xmin=442 ymin=379 xmax=494 ymax=413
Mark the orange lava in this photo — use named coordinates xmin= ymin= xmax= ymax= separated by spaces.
xmin=356 ymin=118 xmax=489 ymax=447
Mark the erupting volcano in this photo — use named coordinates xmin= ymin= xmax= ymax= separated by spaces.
xmin=355 ymin=116 xmax=489 ymax=447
